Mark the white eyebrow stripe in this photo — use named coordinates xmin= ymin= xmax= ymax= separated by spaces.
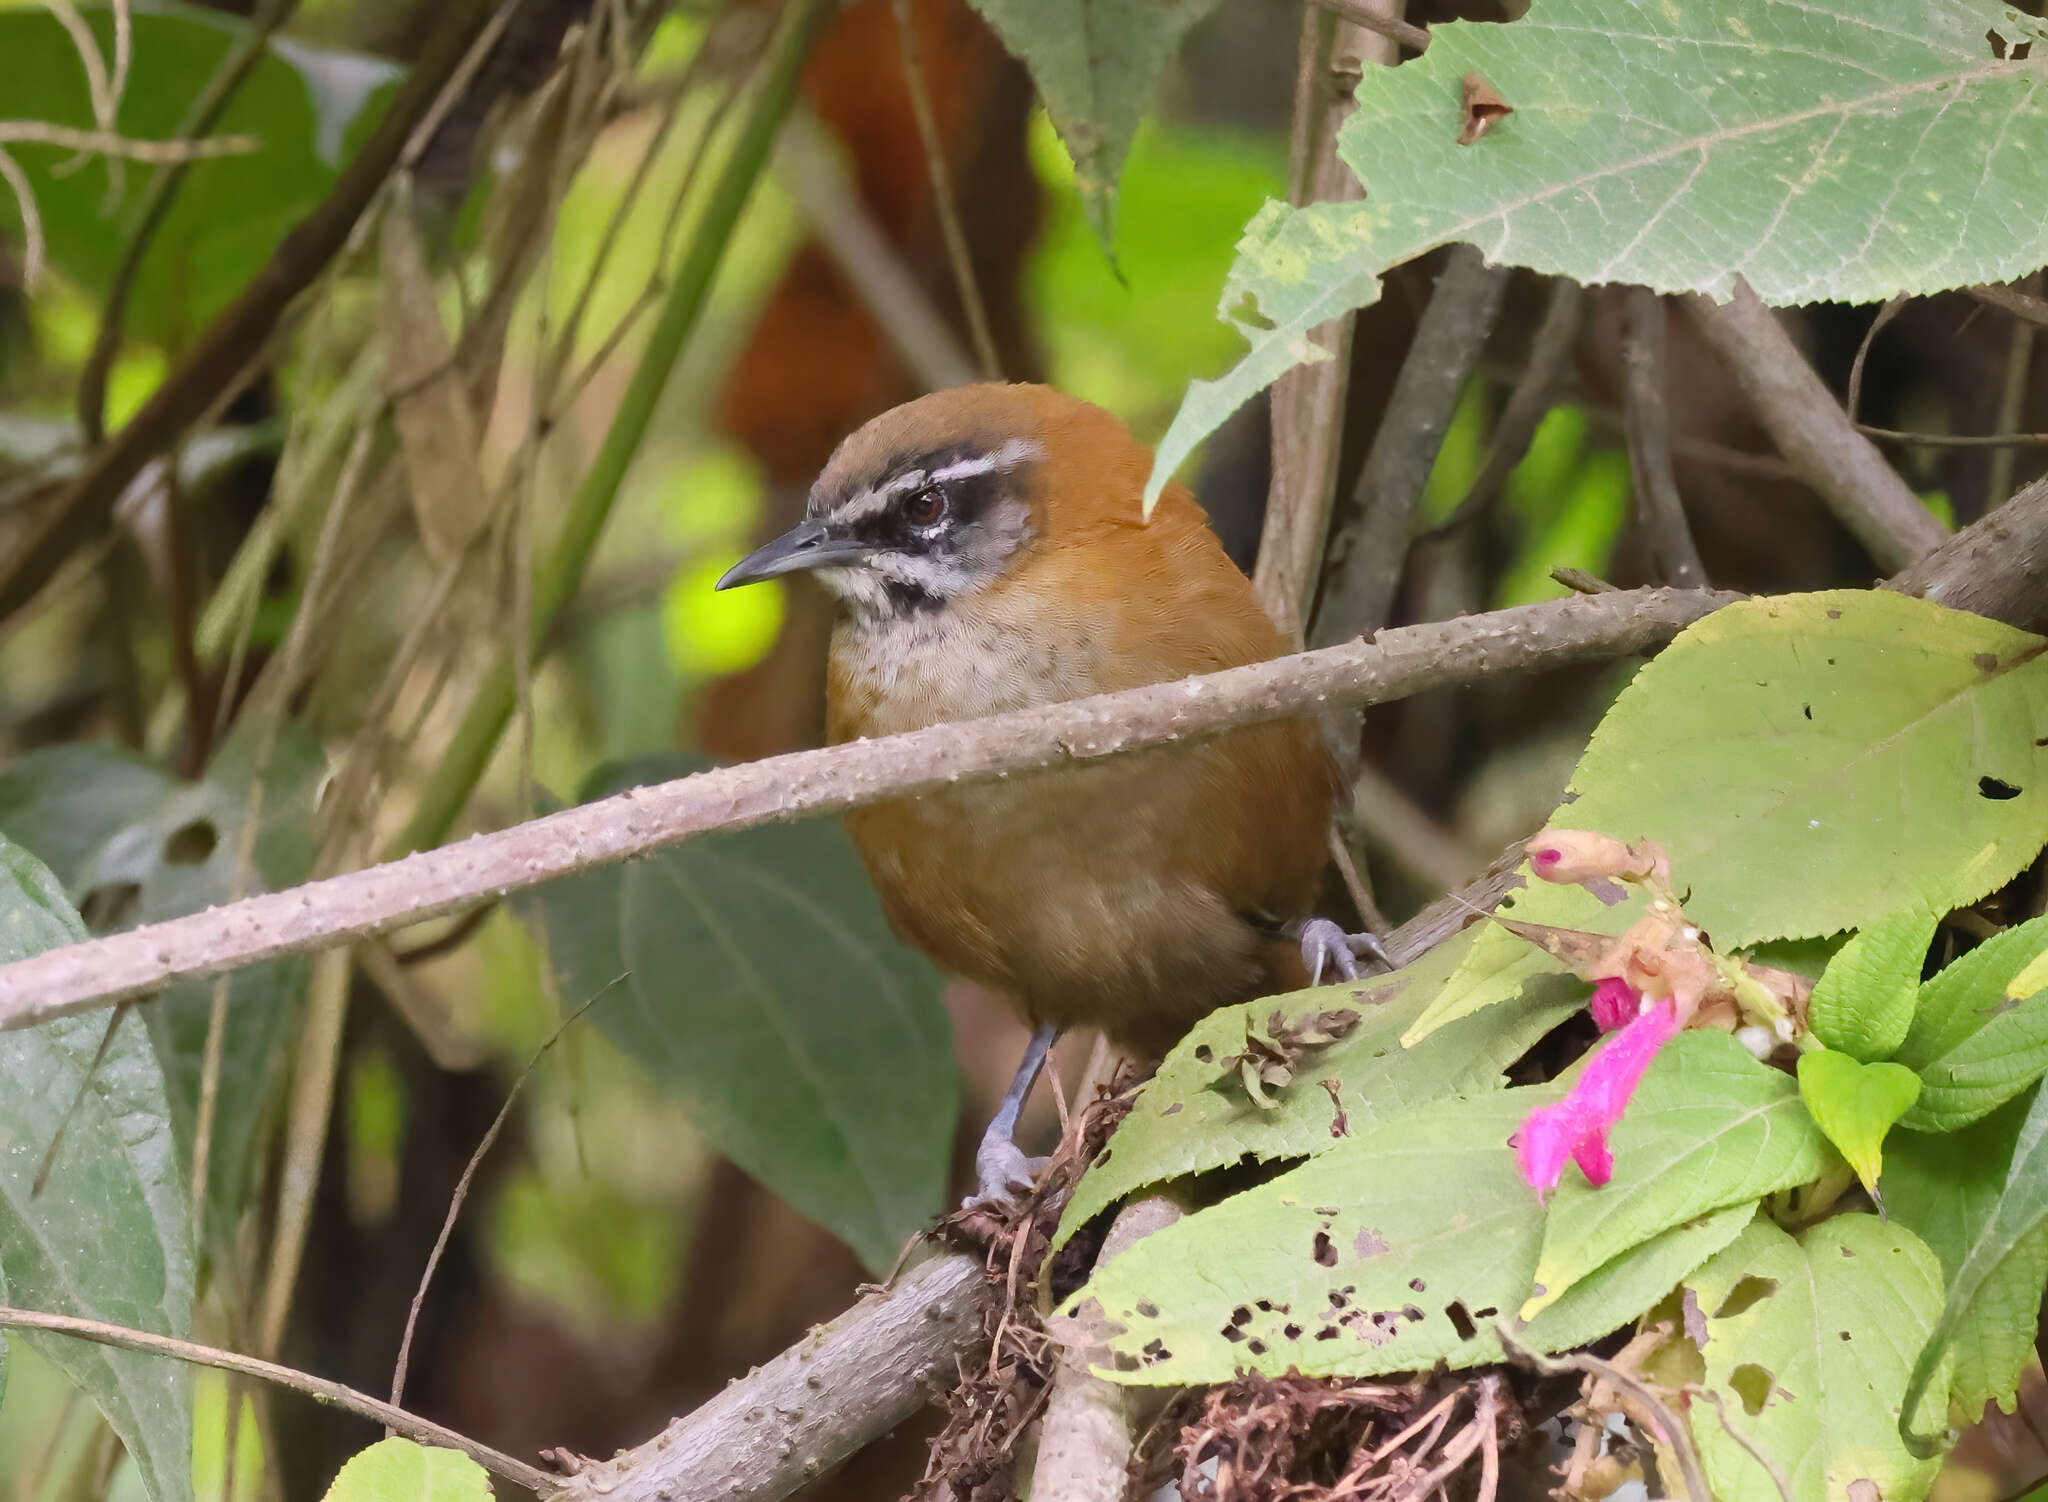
xmin=929 ymin=438 xmax=1043 ymax=484
xmin=829 ymin=437 xmax=1045 ymax=524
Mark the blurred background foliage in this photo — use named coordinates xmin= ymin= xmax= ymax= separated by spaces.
xmin=0 ymin=0 xmax=2043 ymax=1497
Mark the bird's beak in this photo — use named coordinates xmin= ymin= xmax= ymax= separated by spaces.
xmin=715 ymin=519 xmax=870 ymax=589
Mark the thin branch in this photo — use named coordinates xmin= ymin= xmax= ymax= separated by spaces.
xmin=1986 ymin=274 xmax=2038 ymax=511
xmin=1313 ymin=243 xmax=1511 ymax=646
xmin=1968 ymin=282 xmax=2048 ymax=332
xmin=0 ymin=1305 xmax=552 ymax=1493
xmin=1494 ymin=1326 xmax=1708 ymax=1502
xmin=0 ymin=587 xmax=1736 ymax=1024
xmin=1309 ymin=0 xmax=1431 ymax=52
xmin=891 ymin=0 xmax=1001 ymax=381
xmin=1844 ymin=294 xmax=1906 ymax=424
xmin=1619 ymin=287 xmax=1706 ymax=587
xmin=558 ymin=1250 xmax=993 ymax=1502
xmin=1682 ymin=279 xmax=1947 ymax=572
xmin=1858 ymin=424 xmax=2048 ymax=449
xmin=777 ymin=109 xmax=980 ymax=391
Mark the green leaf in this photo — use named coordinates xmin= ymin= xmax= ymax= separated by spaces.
xmin=1684 ymin=1215 xmax=1949 ymax=1499
xmin=319 ymin=1439 xmax=491 ymax=1502
xmin=1053 ymin=928 xmax=1585 ymax=1249
xmin=522 ymin=756 xmax=957 ymax=1272
xmin=0 ymin=730 xmax=325 ymax=1245
xmin=1888 ymin=1097 xmax=2048 ymax=1418
xmin=1400 ymin=916 xmax=1582 ymax=1047
xmin=0 ymin=835 xmax=194 ymax=1502
xmin=2 ymin=3 xmax=397 ymax=344
xmin=1896 ymin=914 xmax=2048 ymax=1132
xmin=1443 ymin=592 xmax=2048 ymax=1032
xmin=1808 ymin=904 xmax=1938 ymax=1060
xmin=966 ymin=0 xmax=1227 ymax=254
xmin=1057 ymin=1083 xmax=1753 ymax=1385
xmin=1527 ymin=1030 xmax=1836 ymax=1317
xmin=1147 ymin=0 xmax=2048 ymax=503
xmin=1900 ymin=1078 xmax=2048 ymax=1448
xmin=1796 ymin=1050 xmax=1920 ymax=1198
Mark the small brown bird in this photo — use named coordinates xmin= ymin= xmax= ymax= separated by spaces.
xmin=719 ymin=384 xmax=1378 ymax=1200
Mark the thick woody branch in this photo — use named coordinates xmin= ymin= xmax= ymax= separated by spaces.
xmin=554 ymin=1250 xmax=991 ymax=1502
xmin=1886 ymin=471 xmax=2048 ymax=633
xmin=0 ymin=587 xmax=1737 ymax=1025
xmin=1682 ymin=280 xmax=1947 ymax=573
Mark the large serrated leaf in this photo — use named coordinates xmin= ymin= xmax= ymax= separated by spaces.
xmin=1896 ymin=913 xmax=2048 ymax=1132
xmin=0 ymin=836 xmax=193 ymax=1502
xmin=1683 ymin=1215 xmax=1949 ymax=1500
xmin=522 ymin=756 xmax=956 ymax=1272
xmin=1057 ymin=1082 xmax=1752 ymax=1386
xmin=1809 ymin=904 xmax=1938 ymax=1061
xmin=0 ymin=732 xmax=325 ymax=1246
xmin=1147 ymin=0 xmax=2048 ymax=503
xmin=1888 ymin=1096 xmax=2048 ymax=1419
xmin=1053 ymin=928 xmax=1585 ymax=1249
xmin=966 ymin=0 xmax=1226 ymax=254
xmin=1442 ymin=592 xmax=2048 ymax=1028
xmin=1527 ymin=1030 xmax=1836 ymax=1317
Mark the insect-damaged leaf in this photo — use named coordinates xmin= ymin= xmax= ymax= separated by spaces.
xmin=1527 ymin=1030 xmax=1836 ymax=1318
xmin=1443 ymin=592 xmax=2048 ymax=1031
xmin=1054 ymin=928 xmax=1585 ymax=1250
xmin=0 ymin=836 xmax=194 ymax=1502
xmin=1682 ymin=1215 xmax=1949 ymax=1499
xmin=1056 ymin=1082 xmax=1752 ymax=1385
xmin=522 ymin=755 xmax=956 ymax=1272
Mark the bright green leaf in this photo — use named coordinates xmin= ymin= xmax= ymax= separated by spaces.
xmin=1683 ymin=1215 xmax=1949 ymax=1501
xmin=1444 ymin=591 xmax=2048 ymax=1032
xmin=1901 ymin=1078 xmax=2048 ymax=1449
xmin=1147 ymin=0 xmax=2048 ymax=503
xmin=1057 ymin=1085 xmax=1752 ymax=1385
xmin=1888 ymin=1096 xmax=2048 ymax=1418
xmin=1808 ymin=904 xmax=1937 ymax=1060
xmin=1796 ymin=1049 xmax=1920 ymax=1198
xmin=967 ymin=0 xmax=1227 ymax=254
xmin=1897 ymin=913 xmax=2048 ymax=1131
xmin=0 ymin=835 xmax=193 ymax=1502
xmin=522 ymin=756 xmax=956 ymax=1272
xmin=1528 ymin=1030 xmax=1836 ymax=1317
xmin=1401 ymin=913 xmax=1586 ymax=1046
xmin=320 ymin=1439 xmax=491 ymax=1502
xmin=2 ymin=3 xmax=397 ymax=345
xmin=1054 ymin=927 xmax=1585 ymax=1248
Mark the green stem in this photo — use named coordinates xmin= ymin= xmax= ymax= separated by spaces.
xmin=388 ymin=0 xmax=834 ymax=860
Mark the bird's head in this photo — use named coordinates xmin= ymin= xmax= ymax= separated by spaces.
xmin=715 ymin=383 xmax=1150 ymax=623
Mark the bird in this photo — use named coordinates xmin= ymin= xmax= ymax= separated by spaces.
xmin=717 ymin=383 xmax=1381 ymax=1203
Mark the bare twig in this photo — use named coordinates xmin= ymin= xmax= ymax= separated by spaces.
xmin=559 ymin=1250 xmax=993 ymax=1502
xmin=1683 ymin=279 xmax=1947 ymax=572
xmin=0 ymin=587 xmax=1739 ymax=1025
xmin=0 ymin=1305 xmax=551 ymax=1492
xmin=1844 ymin=294 xmax=1906 ymax=424
xmin=1495 ymin=1325 xmax=1708 ymax=1502
xmin=1969 ymin=282 xmax=2048 ymax=332
xmin=1309 ymin=0 xmax=1431 ymax=52
xmin=1031 ymin=1197 xmax=1183 ymax=1502
xmin=1987 ymin=275 xmax=2039 ymax=511
xmin=892 ymin=0 xmax=1000 ymax=380
xmin=1619 ymin=287 xmax=1706 ymax=587
xmin=1859 ymin=425 xmax=2048 ymax=449
xmin=1313 ymin=244 xmax=1511 ymax=646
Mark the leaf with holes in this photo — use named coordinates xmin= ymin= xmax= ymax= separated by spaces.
xmin=1440 ymin=592 xmax=2048 ymax=1041
xmin=1896 ymin=913 xmax=2048 ymax=1131
xmin=1056 ymin=1080 xmax=1755 ymax=1385
xmin=1808 ymin=903 xmax=1938 ymax=1061
xmin=1 ymin=3 xmax=397 ymax=343
xmin=1527 ymin=1030 xmax=1837 ymax=1318
xmin=1888 ymin=1095 xmax=2048 ymax=1419
xmin=522 ymin=756 xmax=956 ymax=1271
xmin=1796 ymin=1049 xmax=1920 ymax=1200
xmin=320 ymin=1439 xmax=491 ymax=1502
xmin=965 ymin=0 xmax=1227 ymax=255
xmin=1054 ymin=927 xmax=1586 ymax=1249
xmin=0 ymin=835 xmax=194 ymax=1502
xmin=1682 ymin=1214 xmax=1949 ymax=1499
xmin=1147 ymin=0 xmax=2048 ymax=504
xmin=0 ymin=729 xmax=325 ymax=1246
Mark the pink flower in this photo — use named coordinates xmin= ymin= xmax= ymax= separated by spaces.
xmin=1516 ymin=997 xmax=1682 ymax=1203
xmin=1589 ymin=976 xmax=1642 ymax=1032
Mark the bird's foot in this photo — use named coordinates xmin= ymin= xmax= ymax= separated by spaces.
xmin=1296 ymin=916 xmax=1392 ymax=985
xmin=963 ymin=1132 xmax=1049 ymax=1210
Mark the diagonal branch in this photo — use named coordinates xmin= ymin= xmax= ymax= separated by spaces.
xmin=0 ymin=588 xmax=1738 ymax=1026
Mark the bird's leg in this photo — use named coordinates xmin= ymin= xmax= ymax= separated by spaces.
xmin=966 ymin=1025 xmax=1059 ymax=1207
xmin=1293 ymin=917 xmax=1393 ymax=985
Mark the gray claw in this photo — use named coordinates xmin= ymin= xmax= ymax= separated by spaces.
xmin=1297 ymin=916 xmax=1390 ymax=986
xmin=963 ymin=1137 xmax=1048 ymax=1209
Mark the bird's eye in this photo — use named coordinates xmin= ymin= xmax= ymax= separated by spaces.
xmin=904 ymin=484 xmax=949 ymax=528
